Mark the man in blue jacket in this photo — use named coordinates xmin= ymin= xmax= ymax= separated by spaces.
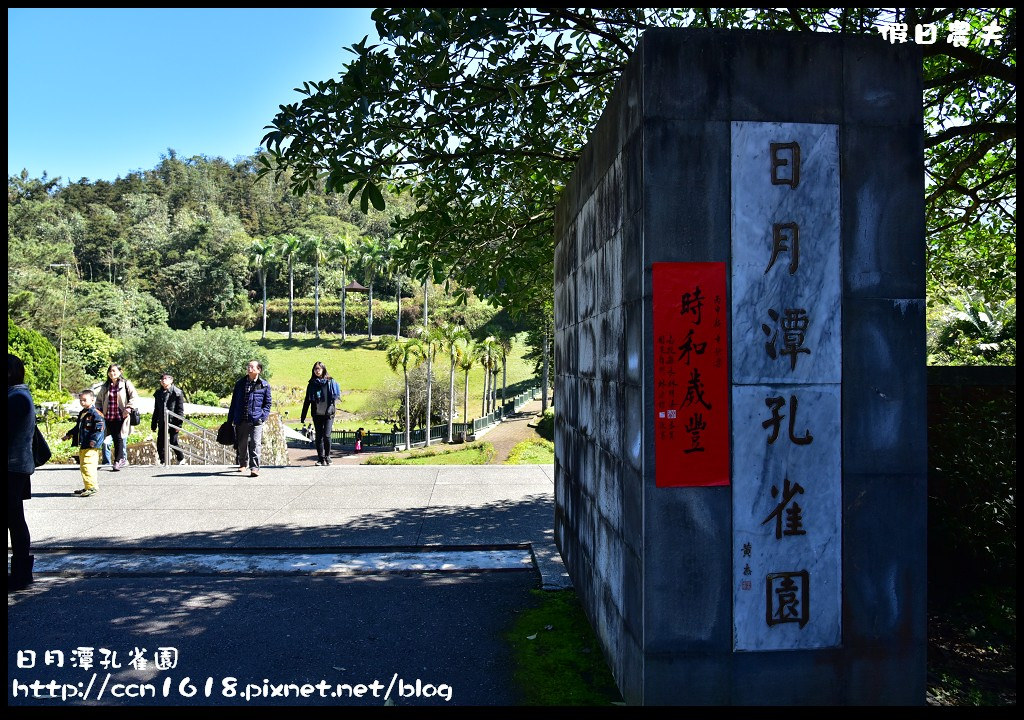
xmin=227 ymin=360 xmax=272 ymax=477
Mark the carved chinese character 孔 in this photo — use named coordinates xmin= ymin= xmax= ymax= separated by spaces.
xmin=762 ymin=395 xmax=813 ymax=445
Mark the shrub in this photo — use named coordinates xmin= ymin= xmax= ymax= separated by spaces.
xmin=64 ymin=325 xmax=122 ymax=381
xmin=7 ymin=316 xmax=60 ymax=396
xmin=929 ymin=387 xmax=1016 ymax=605
xmin=124 ymin=325 xmax=270 ymax=398
xmin=189 ymin=389 xmax=222 ymax=407
xmin=535 ymin=407 xmax=554 ymax=442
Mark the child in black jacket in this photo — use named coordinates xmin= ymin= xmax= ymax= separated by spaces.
xmin=63 ymin=389 xmax=106 ymax=496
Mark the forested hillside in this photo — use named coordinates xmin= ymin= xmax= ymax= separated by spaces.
xmin=8 ymin=151 xmax=540 ymax=401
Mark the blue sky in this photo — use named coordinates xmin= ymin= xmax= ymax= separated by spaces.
xmin=7 ymin=8 xmax=379 ymax=183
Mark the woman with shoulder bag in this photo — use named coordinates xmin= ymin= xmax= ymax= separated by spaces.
xmin=8 ymin=353 xmax=38 ymax=591
xmin=300 ymin=361 xmax=341 ymax=465
xmin=96 ymin=364 xmax=139 ymax=471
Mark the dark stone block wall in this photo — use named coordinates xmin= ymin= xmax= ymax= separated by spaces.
xmin=554 ymin=28 xmax=925 ymax=705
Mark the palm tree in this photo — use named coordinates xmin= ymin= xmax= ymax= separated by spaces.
xmin=359 ymin=238 xmax=387 ymax=340
xmin=480 ymin=335 xmax=497 ymax=416
xmin=436 ymin=322 xmax=469 ymax=442
xmin=327 ymin=233 xmax=356 ymax=342
xmin=249 ymin=237 xmax=277 ymax=340
xmin=494 ymin=330 xmax=514 ymax=418
xmin=458 ymin=338 xmax=480 ymax=428
xmin=278 ymin=234 xmax=301 ymax=340
xmin=384 ymin=235 xmax=409 ymax=339
xmin=384 ymin=336 xmax=424 ymax=450
xmin=420 ymin=328 xmax=443 ymax=447
xmin=303 ymin=234 xmax=327 ymax=339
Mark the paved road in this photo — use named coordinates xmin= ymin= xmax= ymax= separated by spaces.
xmin=8 ymin=462 xmax=569 ymax=707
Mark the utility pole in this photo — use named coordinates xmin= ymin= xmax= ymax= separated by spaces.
xmin=50 ymin=263 xmax=72 ymax=394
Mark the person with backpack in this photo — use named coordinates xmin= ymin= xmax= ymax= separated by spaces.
xmin=300 ymin=361 xmax=341 ymax=466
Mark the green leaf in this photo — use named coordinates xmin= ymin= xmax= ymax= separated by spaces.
xmin=366 ymin=182 xmax=386 ymax=211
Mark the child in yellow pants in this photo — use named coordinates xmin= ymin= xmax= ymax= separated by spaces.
xmin=63 ymin=389 xmax=106 ymax=497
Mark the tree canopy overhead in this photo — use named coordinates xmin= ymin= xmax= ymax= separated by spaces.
xmin=259 ymin=7 xmax=1016 ymax=315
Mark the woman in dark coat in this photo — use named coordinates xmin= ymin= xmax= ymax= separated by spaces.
xmin=300 ymin=361 xmax=341 ymax=466
xmin=7 ymin=354 xmax=36 ymax=591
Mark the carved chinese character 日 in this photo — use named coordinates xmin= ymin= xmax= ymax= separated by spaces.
xmin=770 ymin=142 xmax=801 ymax=188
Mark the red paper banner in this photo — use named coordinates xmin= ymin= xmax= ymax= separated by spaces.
xmin=652 ymin=262 xmax=730 ymax=487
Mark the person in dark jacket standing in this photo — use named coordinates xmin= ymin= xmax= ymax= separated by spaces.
xmin=300 ymin=361 xmax=341 ymax=466
xmin=8 ymin=354 xmax=37 ymax=591
xmin=152 ymin=372 xmax=186 ymax=465
xmin=227 ymin=360 xmax=272 ymax=477
xmin=63 ymin=389 xmax=105 ymax=496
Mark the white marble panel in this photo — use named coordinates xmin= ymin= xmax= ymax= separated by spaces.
xmin=731 ymin=122 xmax=841 ymax=384
xmin=731 ymin=384 xmax=842 ymax=651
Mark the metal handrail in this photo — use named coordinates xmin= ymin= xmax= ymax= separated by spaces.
xmin=160 ymin=407 xmax=234 ymax=465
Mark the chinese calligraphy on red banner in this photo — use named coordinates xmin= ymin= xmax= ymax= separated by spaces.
xmin=652 ymin=262 xmax=729 ymax=487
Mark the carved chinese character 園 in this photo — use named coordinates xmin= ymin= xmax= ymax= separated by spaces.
xmin=761 ymin=476 xmax=807 ymax=540
xmin=770 ymin=142 xmax=800 ymax=188
xmin=762 ymin=395 xmax=813 ymax=446
xmin=765 ymin=570 xmax=810 ymax=628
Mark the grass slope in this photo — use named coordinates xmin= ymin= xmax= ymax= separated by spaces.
xmin=248 ymin=331 xmax=539 ymax=430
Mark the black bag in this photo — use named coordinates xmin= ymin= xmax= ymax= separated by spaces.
xmin=130 ymin=407 xmax=142 ymax=426
xmin=216 ymin=420 xmax=236 ymax=446
xmin=33 ymin=426 xmax=52 ymax=467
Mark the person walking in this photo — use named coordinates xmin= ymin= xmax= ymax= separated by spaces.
xmin=355 ymin=427 xmax=365 ymax=454
xmin=152 ymin=372 xmax=185 ymax=465
xmin=96 ymin=364 xmax=138 ymax=471
xmin=62 ymin=389 xmax=105 ymax=497
xmin=300 ymin=361 xmax=341 ymax=466
xmin=227 ymin=360 xmax=272 ymax=477
xmin=8 ymin=354 xmax=38 ymax=591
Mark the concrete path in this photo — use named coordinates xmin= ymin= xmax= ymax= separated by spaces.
xmin=9 ymin=414 xmax=570 ymax=707
xmin=17 ymin=462 xmax=568 ymax=589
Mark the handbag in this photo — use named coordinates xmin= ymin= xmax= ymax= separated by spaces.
xmin=216 ymin=420 xmax=236 ymax=446
xmin=32 ymin=426 xmax=52 ymax=467
xmin=130 ymin=407 xmax=142 ymax=426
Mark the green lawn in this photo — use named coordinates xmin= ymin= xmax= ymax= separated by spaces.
xmin=248 ymin=330 xmax=539 ymax=431
xmin=505 ymin=439 xmax=555 ymax=465
xmin=364 ymin=441 xmax=496 ymax=465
